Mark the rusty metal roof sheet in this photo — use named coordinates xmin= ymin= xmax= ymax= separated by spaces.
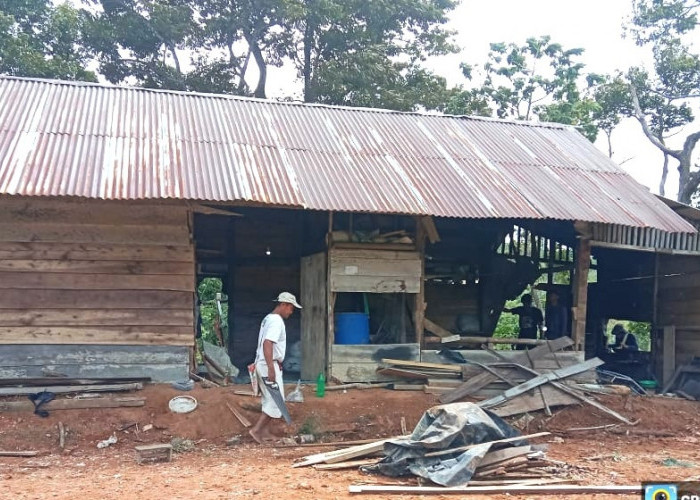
xmin=0 ymin=76 xmax=694 ymax=232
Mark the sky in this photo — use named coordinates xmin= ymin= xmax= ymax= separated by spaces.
xmin=429 ymin=0 xmax=683 ymax=196
xmin=265 ymin=0 xmax=692 ymax=198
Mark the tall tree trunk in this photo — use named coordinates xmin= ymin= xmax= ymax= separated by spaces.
xmin=303 ymin=12 xmax=314 ymax=102
xmin=659 ymin=153 xmax=669 ymax=197
xmin=605 ymin=130 xmax=613 ymax=158
xmin=245 ymin=35 xmax=267 ymax=98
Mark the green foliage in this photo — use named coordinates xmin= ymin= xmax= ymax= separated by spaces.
xmin=84 ymin=0 xmax=195 ymax=89
xmin=606 ymin=320 xmax=651 ymax=351
xmin=0 ymin=1 xmax=95 ymax=80
xmin=624 ymin=1 xmax=700 ymax=203
xmin=630 ymin=0 xmax=699 ymax=43
xmin=197 ymin=277 xmax=227 ymax=346
xmin=297 ymin=0 xmax=458 ymax=110
xmin=448 ymin=36 xmax=604 ymax=142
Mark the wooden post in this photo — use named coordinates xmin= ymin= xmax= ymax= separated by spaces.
xmin=662 ymin=326 xmax=676 ymax=389
xmin=415 ymin=217 xmax=426 ymax=352
xmin=326 ymin=211 xmax=334 ymax=378
xmin=571 ymin=234 xmax=591 ymax=351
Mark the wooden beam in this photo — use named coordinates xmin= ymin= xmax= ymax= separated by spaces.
xmin=423 ymin=318 xmax=454 ymax=338
xmin=380 ymin=359 xmax=463 ymax=373
xmin=497 ymin=360 xmax=636 ymax=425
xmin=0 ymin=382 xmax=143 ymax=396
xmin=424 ymin=336 xmax=547 ymax=346
xmin=348 ymin=484 xmax=642 ymax=495
xmin=478 ymin=357 xmax=603 ymax=409
xmin=419 ymin=216 xmax=441 ymax=244
xmin=0 ymin=451 xmax=39 ymax=457
xmin=571 ymin=236 xmax=591 ymax=351
xmin=293 ymin=436 xmax=408 ymax=468
xmin=439 ymin=337 xmax=574 ymax=404
xmin=226 ymin=402 xmax=252 ymax=428
xmin=662 ymin=326 xmax=676 ymax=389
xmin=0 ymin=397 xmax=145 ymax=412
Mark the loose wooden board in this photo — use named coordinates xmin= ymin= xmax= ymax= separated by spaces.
xmin=0 ymin=397 xmax=145 ymax=412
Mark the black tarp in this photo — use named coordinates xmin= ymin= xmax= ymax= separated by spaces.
xmin=364 ymin=402 xmax=526 ymax=486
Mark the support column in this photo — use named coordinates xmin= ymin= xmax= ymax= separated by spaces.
xmin=571 ymin=235 xmax=591 ymax=351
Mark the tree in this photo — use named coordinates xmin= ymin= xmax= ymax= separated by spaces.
xmin=195 ymin=0 xmax=301 ymax=98
xmin=626 ymin=0 xmax=700 ymax=203
xmin=293 ymin=0 xmax=458 ymax=110
xmin=84 ymin=0 xmax=195 ymax=90
xmin=448 ymin=36 xmax=603 ymax=141
xmin=0 ymin=0 xmax=95 ymax=80
xmin=590 ymin=75 xmax=631 ymax=159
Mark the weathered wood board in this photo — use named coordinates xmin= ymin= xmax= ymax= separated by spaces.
xmin=331 ymin=344 xmax=420 ymax=382
xmin=329 ymin=248 xmax=421 ymax=293
xmin=0 ymin=344 xmax=189 ymax=382
xmin=301 ymin=252 xmax=327 ymax=380
xmin=421 ymin=348 xmax=594 ymax=383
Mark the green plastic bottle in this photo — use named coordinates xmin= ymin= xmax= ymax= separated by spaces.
xmin=316 ymin=372 xmax=326 ymax=397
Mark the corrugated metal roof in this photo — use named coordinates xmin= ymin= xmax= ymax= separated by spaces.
xmin=0 ymin=76 xmax=694 ymax=232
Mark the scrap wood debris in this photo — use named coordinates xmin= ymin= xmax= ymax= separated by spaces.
xmin=295 ymin=402 xmax=585 ymax=488
xmin=375 ymin=336 xmax=636 ymax=427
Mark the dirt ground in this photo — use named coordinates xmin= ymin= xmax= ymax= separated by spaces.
xmin=1 ymin=383 xmax=699 ymax=499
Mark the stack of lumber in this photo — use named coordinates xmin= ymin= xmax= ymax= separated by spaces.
xmin=377 ymin=359 xmax=462 ymax=382
xmin=293 ymin=431 xmax=591 ymax=490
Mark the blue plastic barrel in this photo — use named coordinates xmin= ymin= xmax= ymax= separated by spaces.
xmin=335 ymin=313 xmax=370 ymax=345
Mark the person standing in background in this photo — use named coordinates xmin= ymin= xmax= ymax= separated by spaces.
xmin=503 ymin=293 xmax=543 ymax=350
xmin=544 ymin=291 xmax=568 ymax=340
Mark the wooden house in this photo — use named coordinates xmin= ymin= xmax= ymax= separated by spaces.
xmin=0 ymin=76 xmax=698 ymax=385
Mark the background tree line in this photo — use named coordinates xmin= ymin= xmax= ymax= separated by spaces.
xmin=2 ymin=0 xmax=700 ymax=204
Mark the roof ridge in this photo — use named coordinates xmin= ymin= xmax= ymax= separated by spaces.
xmin=0 ymin=75 xmax=571 ymax=130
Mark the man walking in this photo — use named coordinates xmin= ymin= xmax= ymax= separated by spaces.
xmin=249 ymin=292 xmax=302 ymax=444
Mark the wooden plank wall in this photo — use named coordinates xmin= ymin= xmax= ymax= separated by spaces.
xmin=657 ymin=254 xmax=700 ymax=371
xmin=424 ymin=282 xmax=479 ymax=333
xmin=329 ymin=249 xmax=421 ymax=293
xmin=0 ymin=197 xmax=195 ymax=347
xmin=0 ymin=344 xmax=189 ymax=381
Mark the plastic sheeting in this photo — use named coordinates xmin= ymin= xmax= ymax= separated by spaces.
xmin=202 ymin=341 xmax=240 ymax=379
xmin=365 ymin=402 xmax=525 ymax=487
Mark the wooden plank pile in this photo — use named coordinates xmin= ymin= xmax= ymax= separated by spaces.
xmin=377 ymin=337 xmax=634 ymax=424
xmin=292 ymin=430 xmax=632 ymax=492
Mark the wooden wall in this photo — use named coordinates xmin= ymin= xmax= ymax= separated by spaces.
xmin=0 ymin=197 xmax=194 ymax=381
xmin=424 ymin=282 xmax=479 ymax=333
xmin=329 ymin=248 xmax=421 ymax=293
xmin=657 ymin=254 xmax=700 ymax=372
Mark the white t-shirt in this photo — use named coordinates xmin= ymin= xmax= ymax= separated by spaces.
xmin=254 ymin=314 xmax=286 ymax=370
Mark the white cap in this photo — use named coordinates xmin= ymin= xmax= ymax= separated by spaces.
xmin=274 ymin=292 xmax=302 ymax=309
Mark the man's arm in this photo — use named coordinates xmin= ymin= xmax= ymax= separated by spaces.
xmin=262 ymin=339 xmax=277 ymax=383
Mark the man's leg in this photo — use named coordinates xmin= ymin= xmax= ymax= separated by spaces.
xmin=249 ymin=414 xmax=272 ymax=444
